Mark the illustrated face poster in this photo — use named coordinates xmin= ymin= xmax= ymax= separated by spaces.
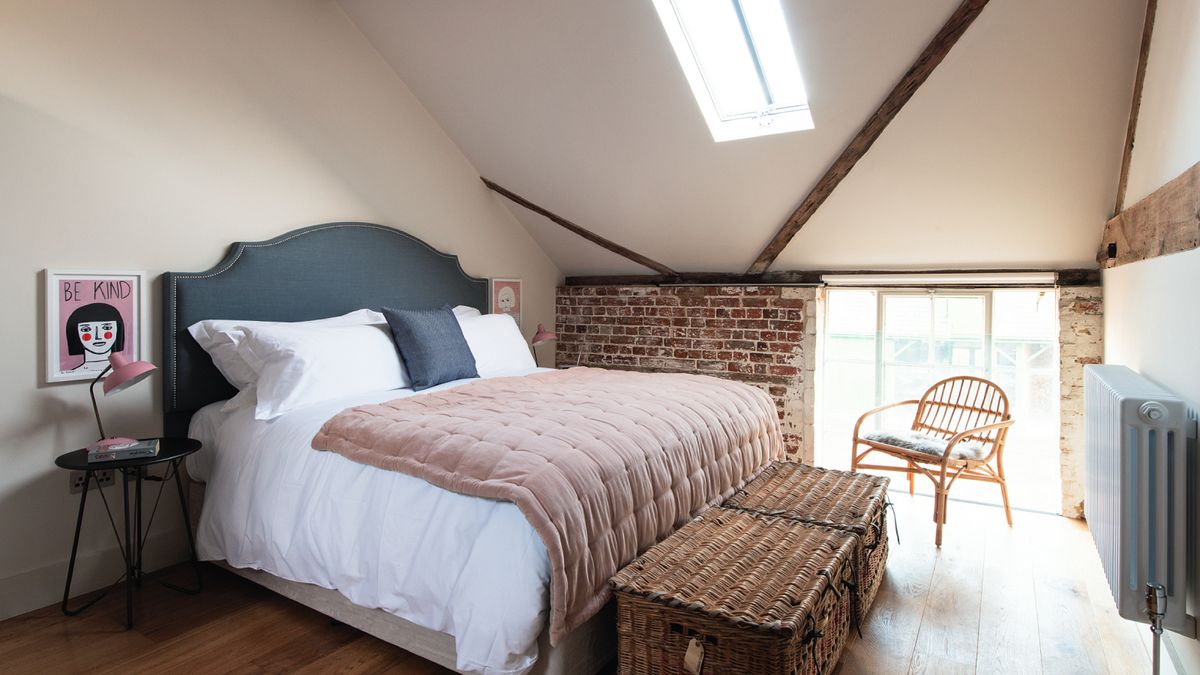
xmin=46 ymin=270 xmax=143 ymax=383
xmin=490 ymin=278 xmax=522 ymax=329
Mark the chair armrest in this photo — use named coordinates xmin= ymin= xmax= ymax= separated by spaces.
xmin=942 ymin=418 xmax=1016 ymax=466
xmin=852 ymin=400 xmax=921 ymax=439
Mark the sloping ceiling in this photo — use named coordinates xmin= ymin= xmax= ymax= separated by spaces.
xmin=340 ymin=0 xmax=1145 ymax=275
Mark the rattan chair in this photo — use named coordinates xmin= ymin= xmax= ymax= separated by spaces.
xmin=851 ymin=376 xmax=1014 ymax=546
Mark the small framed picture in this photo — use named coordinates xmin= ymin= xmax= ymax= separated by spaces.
xmin=490 ymin=278 xmax=522 ymax=329
xmin=45 ymin=270 xmax=145 ymax=383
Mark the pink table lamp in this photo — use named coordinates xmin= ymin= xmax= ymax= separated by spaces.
xmin=530 ymin=324 xmax=558 ymax=368
xmin=90 ymin=353 xmax=157 ymax=450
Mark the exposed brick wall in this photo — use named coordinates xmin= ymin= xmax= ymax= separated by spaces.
xmin=556 ymin=286 xmax=818 ymax=460
xmin=1058 ymin=286 xmax=1103 ymax=519
xmin=558 ymin=283 xmax=1099 ymax=512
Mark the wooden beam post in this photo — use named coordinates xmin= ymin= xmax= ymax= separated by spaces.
xmin=1112 ymin=0 xmax=1158 ymax=216
xmin=481 ymin=178 xmax=677 ymax=275
xmin=746 ymin=0 xmax=991 ymax=275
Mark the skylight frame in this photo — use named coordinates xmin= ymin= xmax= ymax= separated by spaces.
xmin=652 ymin=0 xmax=814 ymax=142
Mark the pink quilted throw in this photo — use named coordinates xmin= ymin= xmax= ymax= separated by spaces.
xmin=311 ymin=367 xmax=782 ymax=643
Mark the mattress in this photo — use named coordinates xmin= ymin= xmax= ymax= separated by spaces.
xmin=187 ymin=369 xmax=554 ymax=675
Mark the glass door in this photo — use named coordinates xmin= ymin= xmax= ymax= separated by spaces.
xmin=881 ymin=292 xmax=987 ymax=400
xmin=818 ymin=288 xmax=1061 ymax=512
xmin=987 ymin=290 xmax=1060 ymax=512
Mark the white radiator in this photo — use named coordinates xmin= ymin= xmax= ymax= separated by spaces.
xmin=1084 ymin=364 xmax=1195 ymax=635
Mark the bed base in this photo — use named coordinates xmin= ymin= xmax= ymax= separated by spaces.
xmin=189 ymin=480 xmax=614 ymax=675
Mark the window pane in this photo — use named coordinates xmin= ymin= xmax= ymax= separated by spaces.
xmin=884 ymin=296 xmax=929 ymax=337
xmin=826 ymin=290 xmax=876 ymax=334
xmin=992 ymin=290 xmax=1056 ymax=339
xmin=825 ymin=290 xmax=876 ymax=361
xmin=933 ymin=295 xmax=985 ymax=369
xmin=738 ymin=0 xmax=808 ymax=108
xmin=883 ymin=365 xmax=937 ymax=407
xmin=883 ymin=296 xmax=929 ymax=364
xmin=827 ymin=335 xmax=875 ymax=361
xmin=673 ymin=1 xmax=768 ymax=118
xmin=824 ymin=361 xmax=876 ymax=418
xmin=821 ymin=360 xmax=877 ymax=468
xmin=994 ymin=339 xmax=1055 ymax=370
xmin=933 ymin=296 xmax=984 ymax=339
xmin=934 ymin=339 xmax=985 ymax=369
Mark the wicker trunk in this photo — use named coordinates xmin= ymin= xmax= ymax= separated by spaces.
xmin=724 ymin=463 xmax=890 ymax=620
xmin=611 ymin=508 xmax=856 ymax=675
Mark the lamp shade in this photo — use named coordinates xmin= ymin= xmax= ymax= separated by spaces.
xmin=103 ymin=352 xmax=157 ymax=394
xmin=531 ymin=324 xmax=558 ymax=346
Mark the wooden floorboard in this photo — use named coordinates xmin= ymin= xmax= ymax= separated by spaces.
xmin=1073 ymin=522 xmax=1158 ymax=675
xmin=974 ymin=514 xmax=1041 ymax=675
xmin=835 ymin=497 xmax=937 ymax=675
xmin=2 ymin=493 xmax=1156 ymax=674
xmin=1031 ymin=515 xmax=1110 ymax=675
xmin=905 ymin=501 xmax=987 ymax=675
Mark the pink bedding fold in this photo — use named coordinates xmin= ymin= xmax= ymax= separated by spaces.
xmin=311 ymin=367 xmax=782 ymax=644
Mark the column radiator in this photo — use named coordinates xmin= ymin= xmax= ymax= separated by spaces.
xmin=1084 ymin=364 xmax=1196 ymax=635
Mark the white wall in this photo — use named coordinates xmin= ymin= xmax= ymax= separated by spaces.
xmin=1105 ymin=249 xmax=1200 ymax=671
xmin=1121 ymin=0 xmax=1200 ymax=207
xmin=1105 ymin=250 xmax=1200 ymax=407
xmin=1102 ymin=0 xmax=1200 ymax=668
xmin=0 ymin=0 xmax=560 ymax=619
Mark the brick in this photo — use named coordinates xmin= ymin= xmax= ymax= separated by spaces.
xmin=742 ymin=286 xmax=776 ymax=296
xmin=557 ymin=284 xmax=817 ymax=461
xmin=1059 ymin=286 xmax=1103 ymax=519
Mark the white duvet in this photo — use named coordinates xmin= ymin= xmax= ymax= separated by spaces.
xmin=187 ymin=370 xmax=553 ymax=674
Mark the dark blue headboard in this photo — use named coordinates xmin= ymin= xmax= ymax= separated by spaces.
xmin=162 ymin=222 xmax=488 ymax=437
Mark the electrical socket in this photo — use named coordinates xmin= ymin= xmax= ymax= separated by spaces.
xmin=68 ymin=469 xmax=115 ymax=494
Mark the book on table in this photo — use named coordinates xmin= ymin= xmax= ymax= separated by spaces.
xmin=88 ymin=439 xmax=160 ymax=463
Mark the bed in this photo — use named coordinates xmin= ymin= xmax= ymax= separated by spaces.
xmin=163 ymin=223 xmax=779 ymax=674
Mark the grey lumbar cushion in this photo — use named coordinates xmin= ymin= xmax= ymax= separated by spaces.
xmin=862 ymin=429 xmax=988 ymax=461
xmin=383 ymin=307 xmax=479 ymax=391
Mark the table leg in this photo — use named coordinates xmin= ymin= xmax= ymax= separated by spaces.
xmin=60 ymin=471 xmax=96 ymax=616
xmin=122 ymin=467 xmax=133 ymax=629
xmin=135 ymin=466 xmax=143 ymax=587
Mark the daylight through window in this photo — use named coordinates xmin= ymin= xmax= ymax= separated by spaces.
xmin=651 ymin=0 xmax=814 ymax=141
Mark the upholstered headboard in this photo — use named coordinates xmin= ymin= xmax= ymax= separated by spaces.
xmin=162 ymin=222 xmax=488 ymax=437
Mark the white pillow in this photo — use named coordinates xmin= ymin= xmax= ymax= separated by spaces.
xmin=235 ymin=322 xmax=409 ymax=420
xmin=188 ymin=309 xmax=383 ymax=390
xmin=450 ymin=305 xmax=482 ymax=319
xmin=457 ymin=313 xmax=536 ymax=377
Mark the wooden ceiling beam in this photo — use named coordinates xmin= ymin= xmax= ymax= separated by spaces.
xmin=1112 ymin=0 xmax=1158 ymax=216
xmin=566 ymin=268 xmax=1100 ymax=288
xmin=482 ymin=178 xmax=677 ymax=276
xmin=1099 ymin=160 xmax=1200 ymax=268
xmin=745 ymin=0 xmax=992 ymax=275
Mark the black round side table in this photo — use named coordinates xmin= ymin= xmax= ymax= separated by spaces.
xmin=54 ymin=437 xmax=203 ymax=629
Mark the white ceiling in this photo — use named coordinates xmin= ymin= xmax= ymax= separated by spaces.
xmin=340 ymin=0 xmax=1144 ymax=276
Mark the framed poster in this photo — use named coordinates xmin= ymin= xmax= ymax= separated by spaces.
xmin=45 ymin=270 xmax=145 ymax=383
xmin=490 ymin=278 xmax=522 ymax=329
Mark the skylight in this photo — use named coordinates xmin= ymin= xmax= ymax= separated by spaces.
xmin=651 ymin=0 xmax=813 ymax=142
